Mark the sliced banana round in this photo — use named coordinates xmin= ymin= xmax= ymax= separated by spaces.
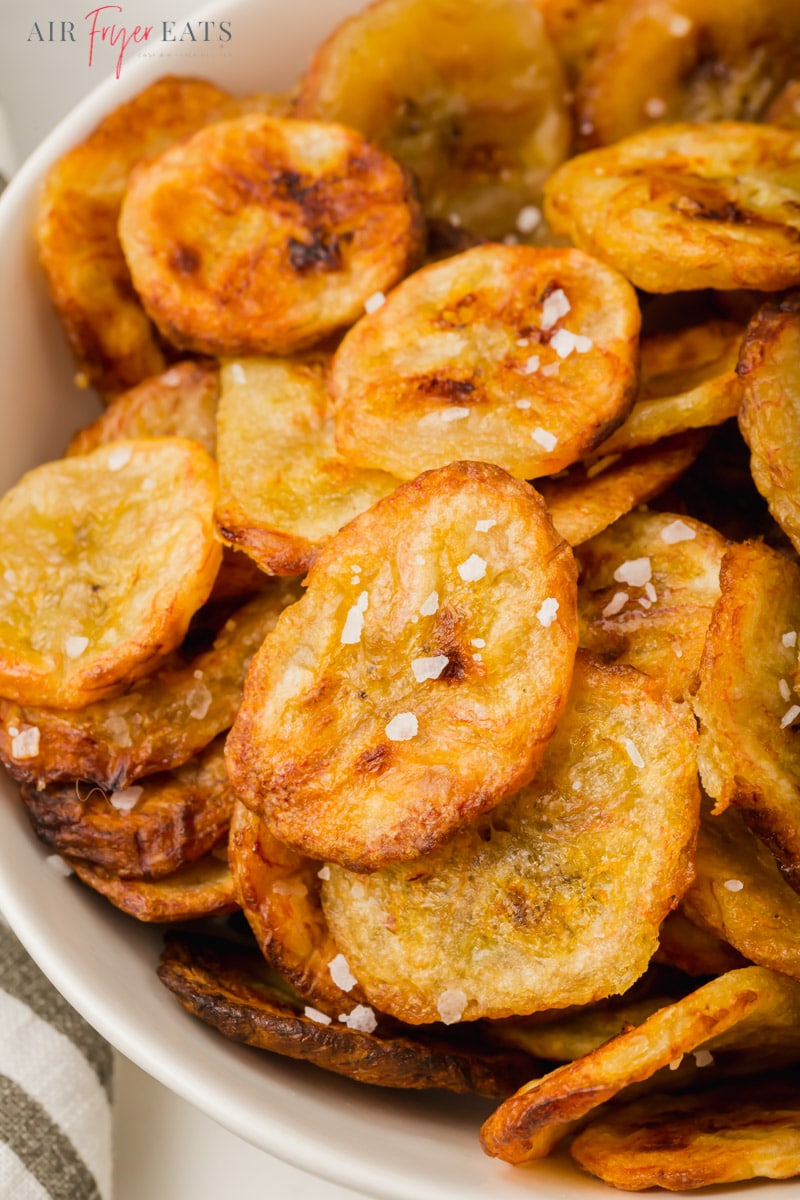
xmin=545 ymin=122 xmax=800 ymax=292
xmin=331 ymin=244 xmax=640 ymax=481
xmin=0 ymin=439 xmax=221 ymax=709
xmin=119 ymin=114 xmax=424 ymax=358
xmin=296 ymin=0 xmax=570 ymax=238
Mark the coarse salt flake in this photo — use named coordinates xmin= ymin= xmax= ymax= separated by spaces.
xmin=531 ymin=427 xmax=558 ymax=452
xmin=317 ymin=865 xmax=331 ymax=881
xmin=669 ymin=1055 xmax=683 ymax=1071
xmin=541 ymin=288 xmax=571 ymax=330
xmin=603 ymin=592 xmax=629 ymax=617
xmin=364 ymin=291 xmax=386 ymax=314
xmin=11 ymin=727 xmax=39 ymax=760
xmin=644 ymin=97 xmax=666 ymax=118
xmin=516 ymin=205 xmax=542 ymax=234
xmin=107 ymin=444 xmax=132 ymax=471
xmin=623 ymin=738 xmax=645 ymax=768
xmin=231 ymin=362 xmax=247 ymax=384
xmin=339 ymin=1005 xmax=378 ymax=1033
xmin=536 ymin=597 xmax=559 ymax=627
xmin=420 ymin=590 xmax=439 ymax=617
xmin=457 ymin=554 xmax=487 ymax=582
xmin=412 ymin=655 xmax=449 ymax=682
xmin=724 ymin=879 xmax=744 ymax=892
xmin=660 ymin=518 xmax=696 ymax=544
xmin=551 ymin=328 xmax=593 ymax=358
xmin=189 ymin=685 xmax=212 ymax=720
xmin=471 ymin=638 xmax=486 ymax=649
xmin=472 ymin=652 xmax=483 ymax=662
xmin=522 ymin=355 xmax=540 ymax=375
xmin=780 ymin=679 xmax=792 ymax=702
xmin=783 ymin=631 xmax=798 ymax=648
xmin=644 ymin=581 xmax=657 ymax=603
xmin=669 ymin=13 xmax=692 ymax=35
xmin=541 ymin=362 xmax=560 ymax=377
xmin=64 ymin=635 xmax=89 ymax=659
xmin=439 ymin=406 xmax=470 ymax=422
xmin=694 ymin=1049 xmax=714 ymax=1067
xmin=341 ymin=591 xmax=369 ymax=645
xmin=781 ymin=704 xmax=800 ymax=729
xmin=46 ymin=855 xmax=73 ymax=878
xmin=475 ymin=519 xmax=496 ymax=532
xmin=516 ymin=399 xmax=532 ymax=409
xmin=436 ymin=987 xmax=468 ymax=1025
xmin=304 ymin=1006 xmax=331 ymax=1026
xmin=109 ymin=786 xmax=143 ymax=813
xmin=614 ymin=557 xmax=652 ymax=587
xmin=328 ymin=954 xmax=358 ymax=992
xmin=385 ymin=712 xmax=418 ymax=742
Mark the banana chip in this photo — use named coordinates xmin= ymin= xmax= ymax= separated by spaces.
xmin=226 ymin=461 xmax=578 ymax=871
xmin=296 ymin=0 xmax=570 ymax=237
xmin=119 ymin=114 xmax=424 ymax=358
xmin=480 ymin=966 xmax=800 ymax=1163
xmin=0 ymin=439 xmax=220 ymax=709
xmin=69 ymin=844 xmax=236 ymax=922
xmin=545 ymin=123 xmax=800 ymax=292
xmin=692 ymin=540 xmax=800 ymax=892
xmin=321 ymin=654 xmax=698 ymax=1023
xmin=21 ymin=737 xmax=231 ymax=880
xmin=571 ymin=1073 xmax=800 ymax=1190
xmin=215 ymin=356 xmax=397 ymax=575
xmin=331 ymin=244 xmax=640 ymax=481
xmin=655 ymin=909 xmax=747 ymax=977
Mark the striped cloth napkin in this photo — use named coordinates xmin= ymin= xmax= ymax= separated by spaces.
xmin=0 ymin=916 xmax=113 ymax=1199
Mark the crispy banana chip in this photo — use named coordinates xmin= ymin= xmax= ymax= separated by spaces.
xmin=67 ymin=360 xmax=219 ymax=459
xmin=692 ymin=541 xmax=800 ymax=892
xmin=592 ymin=320 xmax=743 ymax=457
xmin=321 ymin=654 xmax=698 ymax=1023
xmin=570 ymin=1073 xmax=800 ymax=1190
xmin=540 ymin=432 xmax=706 ymax=547
xmin=683 ymin=807 xmax=800 ymax=983
xmin=480 ymin=966 xmax=800 ymax=1163
xmin=738 ymin=293 xmax=800 ymax=552
xmin=0 ymin=439 xmax=220 ymax=709
xmin=545 ymin=123 xmax=800 ymax=293
xmin=229 ymin=800 xmax=367 ymax=1013
xmin=21 ymin=737 xmax=231 ymax=880
xmin=119 ymin=114 xmax=424 ymax=358
xmin=575 ymin=0 xmax=800 ymax=148
xmin=655 ymin=909 xmax=747 ymax=977
xmin=69 ymin=845 xmax=236 ymax=922
xmin=226 ymin=461 xmax=578 ymax=870
xmin=331 ymin=245 xmax=640 ymax=481
xmin=577 ymin=509 xmax=727 ymax=700
xmin=0 ymin=586 xmax=299 ymax=790
xmin=296 ymin=0 xmax=570 ymax=238
xmin=215 ymin=356 xmax=398 ymax=575
xmin=157 ymin=932 xmax=536 ymax=1096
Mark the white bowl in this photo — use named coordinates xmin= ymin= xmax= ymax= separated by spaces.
xmin=0 ymin=4 xmax=794 ymax=1199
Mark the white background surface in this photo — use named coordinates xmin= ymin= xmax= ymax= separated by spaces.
xmin=0 ymin=3 xmax=363 ymax=1195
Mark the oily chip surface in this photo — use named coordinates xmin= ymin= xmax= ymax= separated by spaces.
xmin=0 ymin=439 xmax=221 ymax=709
xmin=321 ymin=653 xmax=699 ymax=1023
xmin=226 ymin=461 xmax=578 ymax=871
xmin=331 ymin=244 xmax=640 ymax=481
xmin=69 ymin=844 xmax=236 ymax=922
xmin=119 ymin=114 xmax=424 ymax=357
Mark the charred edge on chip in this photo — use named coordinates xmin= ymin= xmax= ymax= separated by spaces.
xmin=288 ymin=232 xmax=345 ymax=274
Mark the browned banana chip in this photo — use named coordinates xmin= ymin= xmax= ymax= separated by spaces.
xmin=655 ymin=909 xmax=747 ymax=977
xmin=67 ymin=360 xmax=219 ymax=459
xmin=157 ymin=932 xmax=536 ymax=1096
xmin=321 ymin=654 xmax=698 ymax=1023
xmin=591 ymin=320 xmax=743 ymax=457
xmin=577 ymin=509 xmax=727 ymax=700
xmin=296 ymin=0 xmax=570 ymax=238
xmin=331 ymin=245 xmax=640 ymax=482
xmin=570 ymin=1073 xmax=800 ymax=1190
xmin=480 ymin=966 xmax=800 ymax=1164
xmin=683 ymin=807 xmax=800 ymax=983
xmin=21 ymin=736 xmax=231 ymax=880
xmin=215 ymin=356 xmax=398 ymax=576
xmin=544 ymin=123 xmax=800 ymax=293
xmin=0 ymin=585 xmax=300 ymax=790
xmin=119 ymin=114 xmax=424 ymax=358
xmin=0 ymin=439 xmax=220 ymax=709
xmin=574 ymin=0 xmax=800 ymax=148
xmin=229 ymin=800 xmax=367 ymax=1013
xmin=226 ymin=461 xmax=578 ymax=871
xmin=539 ymin=432 xmax=706 ymax=547
xmin=68 ymin=844 xmax=236 ymax=922
xmin=738 ymin=293 xmax=800 ymax=553
xmin=692 ymin=541 xmax=800 ymax=892
xmin=35 ymin=77 xmax=261 ymax=397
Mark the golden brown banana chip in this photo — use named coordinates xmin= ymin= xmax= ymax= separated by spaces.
xmin=591 ymin=320 xmax=743 ymax=457
xmin=229 ymin=800 xmax=368 ymax=1013
xmin=226 ymin=461 xmax=578 ymax=871
xmin=157 ymin=932 xmax=537 ymax=1096
xmin=331 ymin=244 xmax=640 ymax=481
xmin=321 ymin=653 xmax=698 ymax=1023
xmin=215 ymin=355 xmax=398 ymax=576
xmin=545 ymin=123 xmax=800 ymax=293
xmin=738 ymin=293 xmax=800 ymax=553
xmin=539 ymin=431 xmax=706 ymax=547
xmin=68 ymin=844 xmax=236 ymax=922
xmin=67 ymin=360 xmax=219 ymax=459
xmin=119 ymin=114 xmax=424 ymax=358
xmin=577 ymin=509 xmax=727 ymax=700
xmin=683 ymin=807 xmax=800 ymax=983
xmin=692 ymin=540 xmax=800 ymax=892
xmin=655 ymin=909 xmax=747 ymax=977
xmin=35 ymin=77 xmax=255 ymax=397
xmin=570 ymin=1073 xmax=800 ymax=1190
xmin=20 ymin=737 xmax=231 ymax=880
xmin=0 ymin=439 xmax=220 ymax=709
xmin=480 ymin=966 xmax=800 ymax=1163
xmin=296 ymin=0 xmax=570 ymax=238
xmin=574 ymin=0 xmax=800 ymax=148
xmin=0 ymin=586 xmax=298 ymax=790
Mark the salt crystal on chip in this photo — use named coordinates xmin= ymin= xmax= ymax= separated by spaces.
xmin=522 ymin=355 xmax=540 ymax=375
xmin=623 ymin=738 xmax=645 ymax=768
xmin=781 ymin=704 xmax=800 ymax=729
xmin=46 ymin=855 xmax=73 ymax=878
xmin=64 ymin=635 xmax=89 ymax=659
xmin=339 ymin=1005 xmax=377 ymax=1033
xmin=724 ymin=879 xmax=744 ymax=892
xmin=779 ymin=679 xmax=792 ymax=702
xmin=471 ymin=638 xmax=486 ymax=649
xmin=364 ymin=291 xmax=386 ymax=314
xmin=550 ymin=328 xmax=593 ymax=358
xmin=603 ymin=592 xmax=628 ymax=617
xmin=412 ymin=655 xmax=449 ymax=682
xmin=783 ymin=631 xmax=797 ymax=648
xmin=660 ymin=518 xmax=696 ymax=544
xmin=107 ymin=444 xmax=132 ymax=471
xmin=475 ymin=519 xmax=496 ymax=532
xmin=328 ymin=954 xmax=358 ymax=992
xmin=669 ymin=13 xmax=692 ymax=35
xmin=536 ymin=598 xmax=559 ymax=627
xmin=109 ymin=786 xmax=143 ymax=812
xmin=304 ymin=1006 xmax=331 ymax=1026
xmin=439 ymin=407 xmax=470 ymax=422
xmin=614 ymin=557 xmax=652 ymax=587
xmin=531 ymin=427 xmax=558 ymax=452
xmin=341 ymin=591 xmax=369 ymax=645
xmin=231 ymin=362 xmax=247 ymax=384
xmin=516 ymin=205 xmax=542 ymax=235
xmin=457 ymin=554 xmax=487 ymax=582
xmin=11 ymin=727 xmax=39 ymax=759
xmin=317 ymin=866 xmax=331 ymax=881
xmin=436 ymin=987 xmax=468 ymax=1025
xmin=420 ymin=590 xmax=439 ymax=617
xmin=385 ymin=712 xmax=418 ymax=741
xmin=516 ymin=399 xmax=532 ymax=409
xmin=694 ymin=1049 xmax=714 ymax=1067
xmin=644 ymin=97 xmax=666 ymax=118
xmin=541 ymin=288 xmax=570 ymax=330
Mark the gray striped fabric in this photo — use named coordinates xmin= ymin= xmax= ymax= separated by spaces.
xmin=0 ymin=918 xmax=112 ymax=1199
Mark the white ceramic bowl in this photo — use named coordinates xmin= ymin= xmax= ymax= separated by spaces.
xmin=0 ymin=4 xmax=794 ymax=1199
